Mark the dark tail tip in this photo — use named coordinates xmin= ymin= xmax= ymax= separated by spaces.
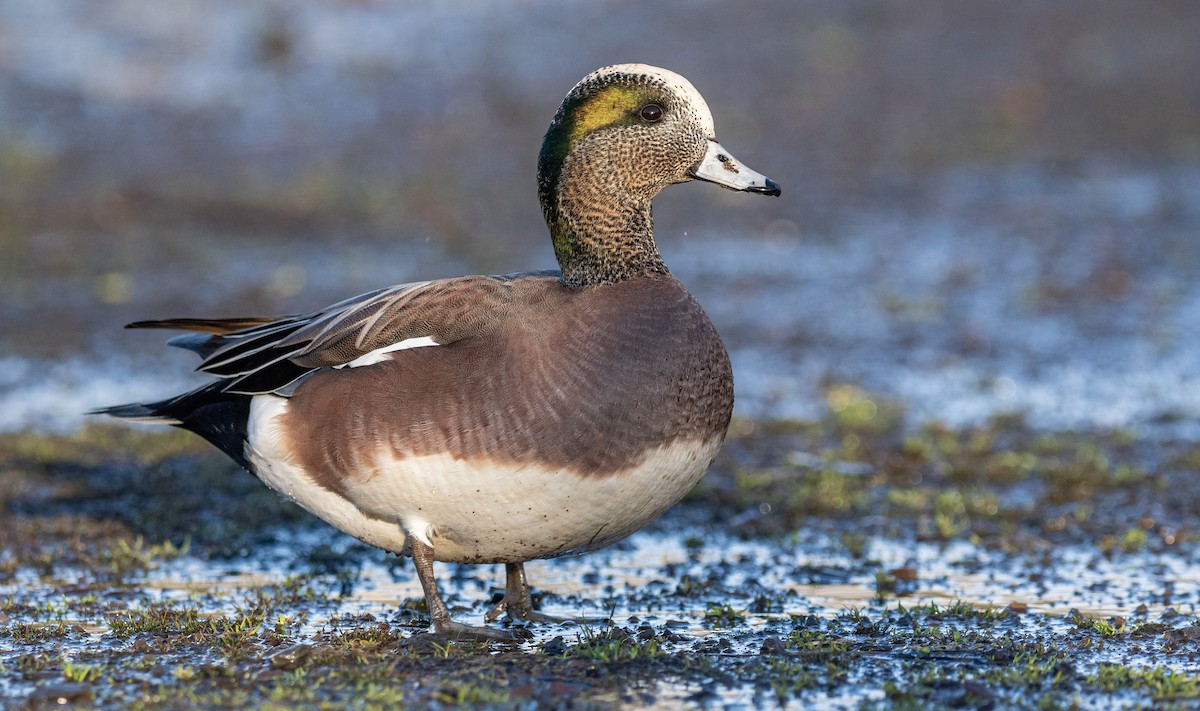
xmin=93 ymin=383 xmax=253 ymax=471
xmin=88 ymin=402 xmax=180 ymax=424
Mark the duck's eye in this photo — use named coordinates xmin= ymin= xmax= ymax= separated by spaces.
xmin=639 ymin=104 xmax=663 ymax=122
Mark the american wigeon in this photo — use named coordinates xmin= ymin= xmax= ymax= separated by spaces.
xmin=98 ymin=64 xmax=780 ymax=641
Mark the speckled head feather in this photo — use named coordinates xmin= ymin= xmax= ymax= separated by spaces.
xmin=540 ymin=64 xmax=716 ymax=163
xmin=538 ymin=64 xmax=720 ymax=287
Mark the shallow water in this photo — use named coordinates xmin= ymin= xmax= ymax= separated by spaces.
xmin=6 ymin=523 xmax=1197 ymax=706
xmin=15 ymin=525 xmax=1196 ymax=642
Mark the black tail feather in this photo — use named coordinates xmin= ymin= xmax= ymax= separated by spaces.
xmin=94 ymin=383 xmax=253 ymax=471
xmin=88 ymin=402 xmax=178 ymax=422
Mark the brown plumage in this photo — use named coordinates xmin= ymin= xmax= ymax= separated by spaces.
xmin=97 ymin=64 xmax=779 ymax=641
xmin=282 ymin=272 xmax=733 ymax=493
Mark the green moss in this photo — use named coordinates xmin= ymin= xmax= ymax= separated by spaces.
xmin=108 ymin=601 xmax=208 ymax=639
xmin=1087 ymin=664 xmax=1200 ymax=700
xmin=703 ymin=399 xmax=1185 ymax=554
xmin=62 ymin=660 xmax=104 ymax=683
xmin=1067 ymin=610 xmax=1124 ymax=638
xmin=4 ymin=620 xmax=77 ymax=643
xmin=703 ymin=602 xmax=748 ymax=627
xmin=432 ymin=678 xmax=508 ymax=706
xmin=786 ymin=628 xmax=852 ymax=656
xmin=1119 ymin=527 xmax=1150 ymax=553
xmin=562 ymin=626 xmax=667 ymax=663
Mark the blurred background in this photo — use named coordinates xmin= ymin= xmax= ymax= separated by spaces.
xmin=2 ymin=0 xmax=1199 ymax=431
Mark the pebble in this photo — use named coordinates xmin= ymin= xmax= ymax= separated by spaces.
xmin=266 ymin=642 xmax=312 ymax=670
xmin=27 ymin=683 xmax=93 ymax=705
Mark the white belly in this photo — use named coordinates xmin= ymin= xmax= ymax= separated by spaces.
xmin=245 ymin=395 xmax=720 ymax=563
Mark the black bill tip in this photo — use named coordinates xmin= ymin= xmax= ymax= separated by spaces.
xmin=748 ymin=178 xmax=782 ymax=197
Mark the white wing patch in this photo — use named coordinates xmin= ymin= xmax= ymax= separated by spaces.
xmin=338 ymin=336 xmax=440 ymax=369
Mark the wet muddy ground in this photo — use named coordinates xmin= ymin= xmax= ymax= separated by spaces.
xmin=4 ymin=411 xmax=1200 ymax=709
xmin=5 ymin=2 xmax=1200 ymax=708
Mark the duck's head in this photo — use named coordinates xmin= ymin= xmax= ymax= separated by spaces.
xmin=538 ymin=64 xmax=780 ymax=286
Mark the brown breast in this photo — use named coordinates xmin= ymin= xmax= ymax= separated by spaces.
xmin=280 ymin=272 xmax=733 ymax=491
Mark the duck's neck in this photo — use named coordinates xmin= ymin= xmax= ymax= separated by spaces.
xmin=539 ymin=160 xmax=668 ymax=288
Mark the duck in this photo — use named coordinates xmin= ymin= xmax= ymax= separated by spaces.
xmin=96 ymin=64 xmax=780 ymax=641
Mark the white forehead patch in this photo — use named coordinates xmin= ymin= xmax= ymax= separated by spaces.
xmin=581 ymin=64 xmax=717 ymax=138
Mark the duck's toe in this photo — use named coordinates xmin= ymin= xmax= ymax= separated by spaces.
xmin=425 ymin=619 xmax=532 ymax=643
xmin=518 ymin=610 xmax=596 ymax=625
xmin=485 ymin=596 xmax=599 ymax=626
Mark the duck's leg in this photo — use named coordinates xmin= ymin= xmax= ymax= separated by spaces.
xmin=485 ymin=562 xmax=573 ymax=624
xmin=410 ymin=539 xmax=525 ymax=642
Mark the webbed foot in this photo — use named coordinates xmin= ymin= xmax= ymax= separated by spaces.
xmin=412 ymin=619 xmax=531 ymax=644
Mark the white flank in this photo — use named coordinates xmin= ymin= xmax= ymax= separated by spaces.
xmin=244 ymin=390 xmax=720 ymax=563
xmin=338 ymin=336 xmax=439 ymax=369
xmin=342 ymin=437 xmax=721 ymax=564
xmin=245 ymin=395 xmax=411 ymax=553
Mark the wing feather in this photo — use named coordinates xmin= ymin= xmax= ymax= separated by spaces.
xmin=129 ymin=271 xmax=561 ymax=396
